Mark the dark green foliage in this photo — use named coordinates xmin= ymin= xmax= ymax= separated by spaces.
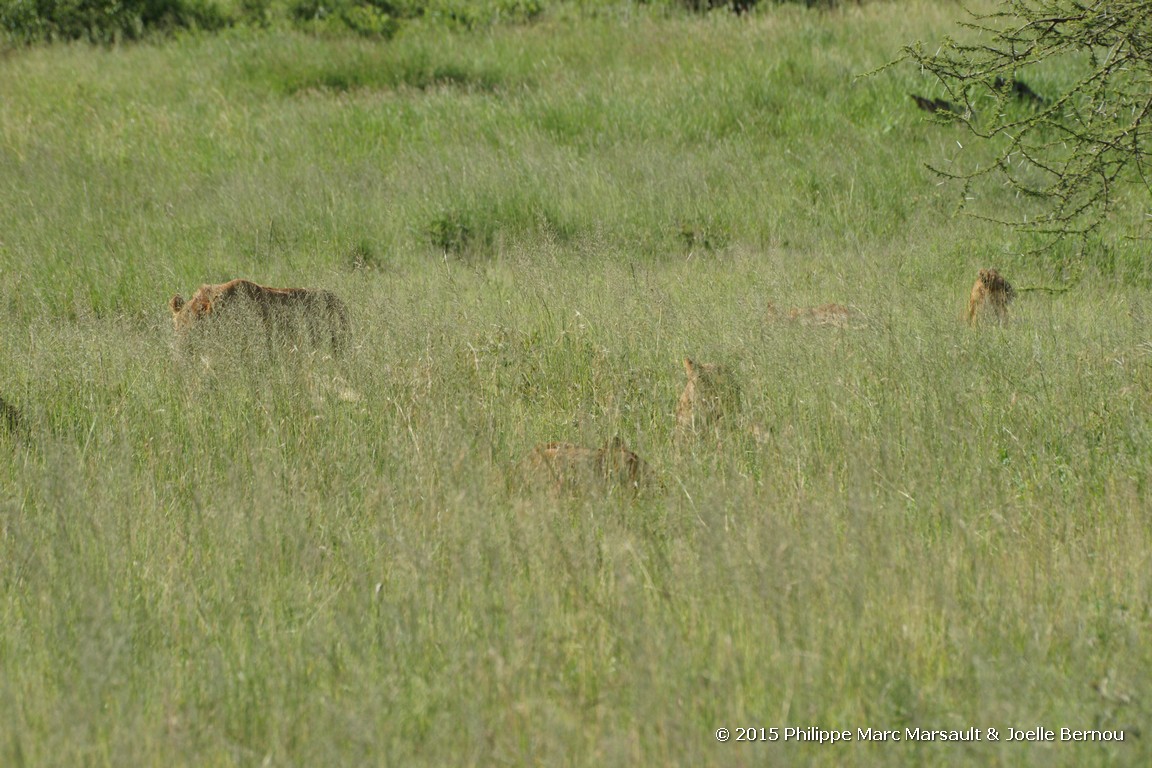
xmin=899 ymin=0 xmax=1152 ymax=249
xmin=1 ymin=0 xmax=544 ymax=43
xmin=677 ymin=0 xmax=853 ymax=15
xmin=678 ymin=0 xmax=756 ymax=13
xmin=0 ymin=0 xmax=229 ymax=43
xmin=238 ymin=0 xmax=272 ymax=26
xmin=288 ymin=0 xmax=401 ymax=39
xmin=288 ymin=0 xmax=541 ymax=37
xmin=335 ymin=3 xmax=399 ymax=37
xmin=422 ymin=0 xmax=543 ymax=30
xmin=425 ymin=208 xmax=495 ymax=259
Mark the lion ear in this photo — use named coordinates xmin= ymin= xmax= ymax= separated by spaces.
xmin=683 ymin=357 xmax=696 ymax=375
xmin=170 ymin=295 xmax=185 ymax=314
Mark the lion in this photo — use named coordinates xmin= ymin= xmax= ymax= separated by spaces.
xmin=767 ymin=302 xmax=865 ymax=329
xmin=169 ymin=279 xmax=350 ymax=355
xmin=520 ymin=437 xmax=652 ymax=495
xmin=967 ymin=268 xmax=1016 ymax=326
xmin=675 ymin=357 xmax=741 ymax=442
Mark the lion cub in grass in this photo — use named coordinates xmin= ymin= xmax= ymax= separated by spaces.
xmin=967 ymin=268 xmax=1016 ymax=326
xmin=521 ymin=437 xmax=651 ymax=495
xmin=675 ymin=357 xmax=742 ymax=442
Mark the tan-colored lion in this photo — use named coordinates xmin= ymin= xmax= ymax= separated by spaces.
xmin=521 ymin=437 xmax=652 ymax=495
xmin=967 ymin=268 xmax=1016 ymax=326
xmin=169 ymin=279 xmax=350 ymax=355
xmin=675 ymin=357 xmax=741 ymax=441
xmin=767 ymin=302 xmax=865 ymax=329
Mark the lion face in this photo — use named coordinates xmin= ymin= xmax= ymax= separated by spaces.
xmin=169 ymin=288 xmax=217 ymax=332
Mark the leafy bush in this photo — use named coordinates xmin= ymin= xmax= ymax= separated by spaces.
xmin=338 ymin=3 xmax=399 ymax=37
xmin=425 ymin=207 xmax=495 ymax=259
xmin=677 ymin=0 xmax=853 ymax=14
xmin=288 ymin=0 xmax=409 ymax=38
xmin=2 ymin=0 xmax=545 ymax=43
xmin=422 ymin=0 xmax=543 ymax=30
xmin=0 ymin=0 xmax=229 ymax=43
xmin=678 ymin=0 xmax=756 ymax=13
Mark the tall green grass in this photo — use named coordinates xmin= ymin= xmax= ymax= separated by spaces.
xmin=1 ymin=2 xmax=1150 ymax=765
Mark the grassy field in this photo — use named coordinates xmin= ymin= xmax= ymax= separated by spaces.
xmin=1 ymin=1 xmax=1151 ymax=765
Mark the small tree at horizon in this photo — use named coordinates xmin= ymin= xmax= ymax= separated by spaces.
xmin=897 ymin=0 xmax=1152 ymax=253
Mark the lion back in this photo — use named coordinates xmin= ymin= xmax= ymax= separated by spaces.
xmin=170 ymin=279 xmax=350 ymax=355
xmin=969 ymin=269 xmax=1015 ymax=325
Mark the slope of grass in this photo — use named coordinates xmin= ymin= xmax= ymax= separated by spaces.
xmin=1 ymin=2 xmax=1150 ymax=765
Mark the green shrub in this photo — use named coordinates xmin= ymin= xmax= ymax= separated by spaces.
xmin=425 ymin=207 xmax=495 ymax=259
xmin=0 ymin=0 xmax=230 ymax=43
xmin=423 ymin=0 xmax=543 ymax=30
xmin=238 ymin=0 xmax=272 ymax=27
xmin=339 ymin=3 xmax=399 ymax=38
xmin=288 ymin=0 xmax=408 ymax=37
xmin=676 ymin=0 xmax=853 ymax=14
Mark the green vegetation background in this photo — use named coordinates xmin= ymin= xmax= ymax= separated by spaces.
xmin=1 ymin=1 xmax=1150 ymax=765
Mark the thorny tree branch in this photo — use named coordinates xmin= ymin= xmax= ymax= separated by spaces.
xmin=893 ymin=0 xmax=1152 ymax=250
